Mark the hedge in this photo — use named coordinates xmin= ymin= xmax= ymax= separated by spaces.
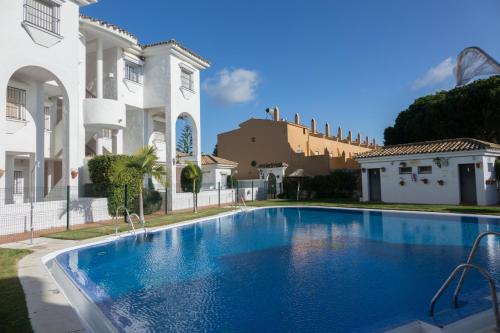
xmin=283 ymin=170 xmax=361 ymax=200
xmin=87 ymin=155 xmax=142 ymax=215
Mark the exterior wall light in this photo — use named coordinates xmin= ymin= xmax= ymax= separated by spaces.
xmin=381 ymin=167 xmax=386 ymax=172
xmin=71 ymin=169 xmax=79 ymax=179
xmin=361 ymin=168 xmax=366 ymax=173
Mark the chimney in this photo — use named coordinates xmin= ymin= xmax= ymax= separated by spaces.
xmin=365 ymin=136 xmax=369 ymax=146
xmin=372 ymin=138 xmax=376 ymax=147
xmin=347 ymin=130 xmax=352 ymax=143
xmin=311 ymin=118 xmax=317 ymax=134
xmin=357 ymin=132 xmax=361 ymax=146
xmin=294 ymin=113 xmax=300 ymax=125
xmin=274 ymin=106 xmax=280 ymax=121
xmin=325 ymin=122 xmax=330 ymax=137
xmin=337 ymin=127 xmax=343 ymax=141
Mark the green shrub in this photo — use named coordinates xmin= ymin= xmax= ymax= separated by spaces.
xmin=283 ymin=170 xmax=360 ymax=199
xmin=133 ymin=188 xmax=162 ymax=215
xmin=180 ymin=164 xmax=203 ymax=193
xmin=226 ymin=175 xmax=238 ymax=189
xmin=87 ymin=155 xmax=142 ymax=214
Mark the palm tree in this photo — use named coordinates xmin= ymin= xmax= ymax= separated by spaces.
xmin=114 ymin=146 xmax=168 ymax=222
xmin=182 ymin=161 xmax=202 ymax=213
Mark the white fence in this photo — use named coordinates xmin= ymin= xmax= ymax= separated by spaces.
xmin=0 ymin=197 xmax=111 ymax=236
xmin=170 ymin=187 xmax=262 ymax=211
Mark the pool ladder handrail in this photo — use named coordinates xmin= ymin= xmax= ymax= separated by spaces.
xmin=428 ymin=231 xmax=500 ymax=331
xmin=114 ymin=206 xmax=147 ymax=237
xmin=239 ymin=194 xmax=247 ymax=210
xmin=452 ymin=231 xmax=500 ymax=307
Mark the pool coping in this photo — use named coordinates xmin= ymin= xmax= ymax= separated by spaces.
xmin=12 ymin=205 xmax=500 ymax=333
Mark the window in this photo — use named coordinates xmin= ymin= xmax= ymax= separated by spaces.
xmin=24 ymin=0 xmax=60 ymax=35
xmin=181 ymin=68 xmax=193 ymax=90
xmin=103 ymin=128 xmax=113 ymax=139
xmin=124 ymin=61 xmax=143 ymax=84
xmin=6 ymin=87 xmax=27 ymax=121
xmin=418 ymin=166 xmax=432 ymax=174
xmin=399 ymin=167 xmax=412 ymax=174
xmin=14 ymin=171 xmax=24 ymax=194
xmin=44 ymin=106 xmax=51 ymax=131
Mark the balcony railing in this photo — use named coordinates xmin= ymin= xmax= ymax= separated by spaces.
xmin=23 ymin=0 xmax=60 ymax=35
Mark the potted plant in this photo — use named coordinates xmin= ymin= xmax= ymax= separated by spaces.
xmin=421 ymin=178 xmax=429 ymax=184
xmin=399 ymin=179 xmax=405 ymax=186
xmin=437 ymin=179 xmax=445 ymax=186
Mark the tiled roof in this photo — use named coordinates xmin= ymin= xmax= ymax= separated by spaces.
xmin=142 ymin=39 xmax=210 ymax=65
xmin=80 ymin=16 xmax=209 ymax=64
xmin=201 ymin=155 xmax=238 ymax=166
xmin=258 ymin=162 xmax=289 ymax=168
xmin=80 ymin=15 xmax=137 ymax=40
xmin=355 ymin=138 xmax=500 ymax=159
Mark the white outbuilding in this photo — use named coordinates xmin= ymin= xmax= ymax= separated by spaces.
xmin=355 ymin=138 xmax=500 ymax=206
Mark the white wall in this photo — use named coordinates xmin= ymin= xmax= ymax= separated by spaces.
xmin=359 ymin=152 xmax=499 ymax=206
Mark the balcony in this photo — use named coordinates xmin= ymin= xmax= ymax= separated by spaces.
xmin=83 ymin=98 xmax=126 ymax=129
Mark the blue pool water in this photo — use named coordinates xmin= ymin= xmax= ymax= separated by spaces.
xmin=55 ymin=207 xmax=500 ymax=332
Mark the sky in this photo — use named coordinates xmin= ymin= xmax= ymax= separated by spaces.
xmin=82 ymin=0 xmax=500 ymax=153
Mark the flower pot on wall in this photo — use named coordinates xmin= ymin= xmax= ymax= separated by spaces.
xmin=399 ymin=180 xmax=405 ymax=186
xmin=437 ymin=180 xmax=445 ymax=186
xmin=71 ymin=169 xmax=78 ymax=179
xmin=421 ymin=178 xmax=429 ymax=184
xmin=0 ymin=169 xmax=4 ymax=178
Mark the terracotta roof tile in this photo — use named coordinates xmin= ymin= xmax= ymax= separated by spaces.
xmin=142 ymin=39 xmax=210 ymax=65
xmin=201 ymin=155 xmax=238 ymax=166
xmin=355 ymin=138 xmax=500 ymax=159
xmin=80 ymin=15 xmax=137 ymax=40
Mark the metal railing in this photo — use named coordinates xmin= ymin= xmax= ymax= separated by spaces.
xmin=452 ymin=231 xmax=500 ymax=306
xmin=429 ymin=263 xmax=500 ymax=331
xmin=114 ymin=206 xmax=146 ymax=237
xmin=23 ymin=0 xmax=61 ymax=35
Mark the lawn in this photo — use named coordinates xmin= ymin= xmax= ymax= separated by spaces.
xmin=0 ymin=248 xmax=33 ymax=333
xmin=247 ymin=198 xmax=500 ymax=216
xmin=45 ymin=207 xmax=234 ymax=241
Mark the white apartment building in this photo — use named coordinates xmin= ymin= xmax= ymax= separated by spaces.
xmin=0 ymin=0 xmax=211 ymax=212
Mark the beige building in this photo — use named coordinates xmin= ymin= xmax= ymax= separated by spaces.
xmin=217 ymin=107 xmax=376 ymax=179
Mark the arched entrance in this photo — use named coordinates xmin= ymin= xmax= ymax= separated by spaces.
xmin=175 ymin=113 xmax=199 ymax=192
xmin=2 ymin=66 xmax=70 ymax=203
xmin=267 ymin=173 xmax=277 ymax=198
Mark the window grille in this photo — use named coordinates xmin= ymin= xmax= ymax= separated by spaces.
xmin=399 ymin=167 xmax=413 ymax=174
xmin=181 ymin=68 xmax=193 ymax=90
xmin=6 ymin=87 xmax=27 ymax=121
xmin=124 ymin=61 xmax=143 ymax=84
xmin=24 ymin=0 xmax=60 ymax=35
xmin=418 ymin=166 xmax=432 ymax=174
xmin=14 ymin=171 xmax=24 ymax=195
xmin=44 ymin=106 xmax=51 ymax=131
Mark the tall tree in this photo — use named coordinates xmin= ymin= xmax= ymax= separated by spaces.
xmin=177 ymin=124 xmax=193 ymax=154
xmin=212 ymin=144 xmax=218 ymax=156
xmin=384 ymin=76 xmax=500 ymax=145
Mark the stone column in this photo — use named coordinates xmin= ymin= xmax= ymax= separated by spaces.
xmin=35 ymin=82 xmax=45 ymax=201
xmin=96 ymin=38 xmax=103 ymax=99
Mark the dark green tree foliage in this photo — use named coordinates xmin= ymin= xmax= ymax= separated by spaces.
xmin=283 ymin=170 xmax=361 ymax=199
xmin=180 ymin=163 xmax=203 ymax=193
xmin=87 ymin=155 xmax=142 ymax=214
xmin=384 ymin=76 xmax=500 ymax=145
xmin=212 ymin=144 xmax=218 ymax=156
xmin=177 ymin=124 xmax=193 ymax=154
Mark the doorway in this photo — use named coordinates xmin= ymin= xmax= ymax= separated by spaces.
xmin=459 ymin=164 xmax=477 ymax=204
xmin=368 ymin=169 xmax=381 ymax=201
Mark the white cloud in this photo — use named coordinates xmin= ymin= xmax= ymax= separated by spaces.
xmin=412 ymin=57 xmax=456 ymax=89
xmin=203 ymin=68 xmax=260 ymax=104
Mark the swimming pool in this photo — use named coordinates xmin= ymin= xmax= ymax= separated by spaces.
xmin=51 ymin=207 xmax=500 ymax=332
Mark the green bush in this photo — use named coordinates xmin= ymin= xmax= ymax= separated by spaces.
xmin=180 ymin=164 xmax=203 ymax=193
xmin=283 ymin=170 xmax=360 ymax=199
xmin=87 ymin=155 xmax=142 ymax=214
xmin=226 ymin=175 xmax=239 ymax=189
xmin=133 ymin=188 xmax=162 ymax=215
